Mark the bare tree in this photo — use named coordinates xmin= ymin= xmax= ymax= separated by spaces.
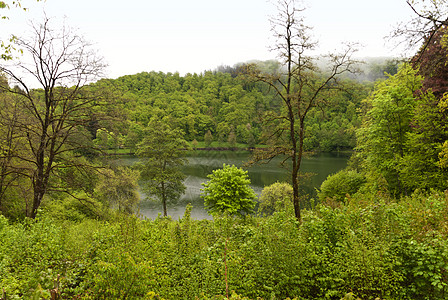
xmin=245 ymin=0 xmax=358 ymax=220
xmin=391 ymin=0 xmax=448 ymax=57
xmin=0 ymin=17 xmax=106 ymax=218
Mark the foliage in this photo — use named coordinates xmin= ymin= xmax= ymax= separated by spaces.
xmin=1 ymin=190 xmax=448 ymax=299
xmin=258 ymin=182 xmax=293 ymax=216
xmin=93 ymin=128 xmax=122 ymax=150
xmin=0 ymin=0 xmax=43 ymax=60
xmin=201 ymin=164 xmax=257 ymax=217
xmin=86 ymin=64 xmax=369 ymax=155
xmin=355 ymin=63 xmax=448 ymax=196
xmin=396 ymin=26 xmax=448 ymax=193
xmin=136 ymin=118 xmax=188 ymax=217
xmin=355 ymin=64 xmax=423 ymax=196
xmin=94 ymin=166 xmax=140 ymax=214
xmin=438 ymin=140 xmax=448 ymax=168
xmin=317 ymin=169 xmax=366 ymax=203
xmin=303 ymin=81 xmax=369 ymax=152
xmin=398 ymin=93 xmax=448 ymax=191
xmin=101 ymin=70 xmax=266 ymax=148
xmin=2 ymin=1 xmax=448 ymax=298
xmin=412 ymin=26 xmax=448 ymax=97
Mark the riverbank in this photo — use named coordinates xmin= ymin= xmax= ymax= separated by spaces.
xmin=102 ymin=144 xmax=353 ymax=156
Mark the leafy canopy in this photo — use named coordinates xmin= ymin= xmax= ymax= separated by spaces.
xmin=136 ymin=118 xmax=188 ymax=217
xmin=201 ymin=164 xmax=257 ymax=217
xmin=355 ymin=64 xmax=422 ymax=196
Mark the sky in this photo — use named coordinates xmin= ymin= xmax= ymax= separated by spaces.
xmin=1 ymin=0 xmax=415 ymax=79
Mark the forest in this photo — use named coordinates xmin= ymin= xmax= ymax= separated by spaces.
xmin=0 ymin=0 xmax=448 ymax=299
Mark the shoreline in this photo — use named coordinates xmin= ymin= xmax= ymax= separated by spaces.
xmin=102 ymin=147 xmax=353 ymax=157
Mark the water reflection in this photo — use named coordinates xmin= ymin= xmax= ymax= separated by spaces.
xmin=116 ymin=151 xmax=349 ymax=220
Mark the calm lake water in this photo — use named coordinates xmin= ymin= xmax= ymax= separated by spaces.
xmin=116 ymin=151 xmax=349 ymax=220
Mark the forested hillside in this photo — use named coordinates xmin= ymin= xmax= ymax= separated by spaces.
xmin=90 ymin=66 xmax=377 ymax=152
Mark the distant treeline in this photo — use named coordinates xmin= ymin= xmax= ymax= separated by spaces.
xmin=88 ymin=58 xmax=399 ymax=153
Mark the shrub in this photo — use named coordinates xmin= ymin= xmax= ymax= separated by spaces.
xmin=201 ymin=164 xmax=257 ymax=217
xmin=258 ymin=182 xmax=293 ymax=216
xmin=318 ymin=169 xmax=366 ymax=202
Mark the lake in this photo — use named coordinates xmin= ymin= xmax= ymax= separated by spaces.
xmin=116 ymin=151 xmax=350 ymax=220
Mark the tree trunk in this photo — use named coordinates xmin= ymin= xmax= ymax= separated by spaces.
xmin=31 ymin=175 xmax=45 ymax=219
xmin=29 ymin=125 xmax=52 ymax=219
xmin=161 ymin=182 xmax=167 ymax=217
xmin=292 ymin=119 xmax=305 ymax=221
xmin=289 ymin=115 xmax=301 ymax=220
xmin=292 ymin=166 xmax=301 ymax=220
xmin=29 ymin=130 xmax=48 ymax=218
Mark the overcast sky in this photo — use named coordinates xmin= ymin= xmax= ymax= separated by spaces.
xmin=1 ymin=0 xmax=414 ymax=79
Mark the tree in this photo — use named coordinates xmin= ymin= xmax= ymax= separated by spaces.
xmin=355 ymin=63 xmax=448 ymax=195
xmin=355 ymin=64 xmax=422 ymax=197
xmin=93 ymin=128 xmax=113 ymax=149
xmin=95 ymin=166 xmax=140 ymax=214
xmin=204 ymin=130 xmax=213 ymax=147
xmin=227 ymin=129 xmax=237 ymax=147
xmin=411 ymin=26 xmax=448 ymax=97
xmin=0 ymin=18 xmax=106 ymax=218
xmin=258 ymin=182 xmax=293 ymax=216
xmin=0 ymin=87 xmax=24 ymax=215
xmin=201 ymin=164 xmax=257 ymax=217
xmin=389 ymin=4 xmax=448 ymax=193
xmin=391 ymin=1 xmax=448 ymax=96
xmin=398 ymin=91 xmax=448 ymax=191
xmin=439 ymin=141 xmax=448 ymax=168
xmin=391 ymin=0 xmax=448 ymax=56
xmin=136 ymin=118 xmax=188 ymax=217
xmin=244 ymin=0 xmax=358 ymax=220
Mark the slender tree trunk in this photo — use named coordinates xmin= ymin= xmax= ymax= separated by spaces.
xmin=295 ymin=119 xmax=306 ymax=221
xmin=288 ymin=105 xmax=301 ymax=220
xmin=31 ymin=150 xmax=45 ymax=218
xmin=0 ymin=110 xmax=18 ymax=214
xmin=31 ymin=189 xmax=44 ymax=218
xmin=0 ymin=165 xmax=7 ymax=213
xmin=292 ymin=163 xmax=301 ymax=220
xmin=161 ymin=182 xmax=167 ymax=217
xmin=31 ymin=166 xmax=46 ymax=219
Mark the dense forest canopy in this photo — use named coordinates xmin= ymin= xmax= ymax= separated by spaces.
xmin=89 ymin=58 xmax=391 ymax=153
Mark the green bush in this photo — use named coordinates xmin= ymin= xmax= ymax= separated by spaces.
xmin=201 ymin=164 xmax=257 ymax=217
xmin=258 ymin=182 xmax=294 ymax=216
xmin=318 ymin=169 xmax=366 ymax=202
